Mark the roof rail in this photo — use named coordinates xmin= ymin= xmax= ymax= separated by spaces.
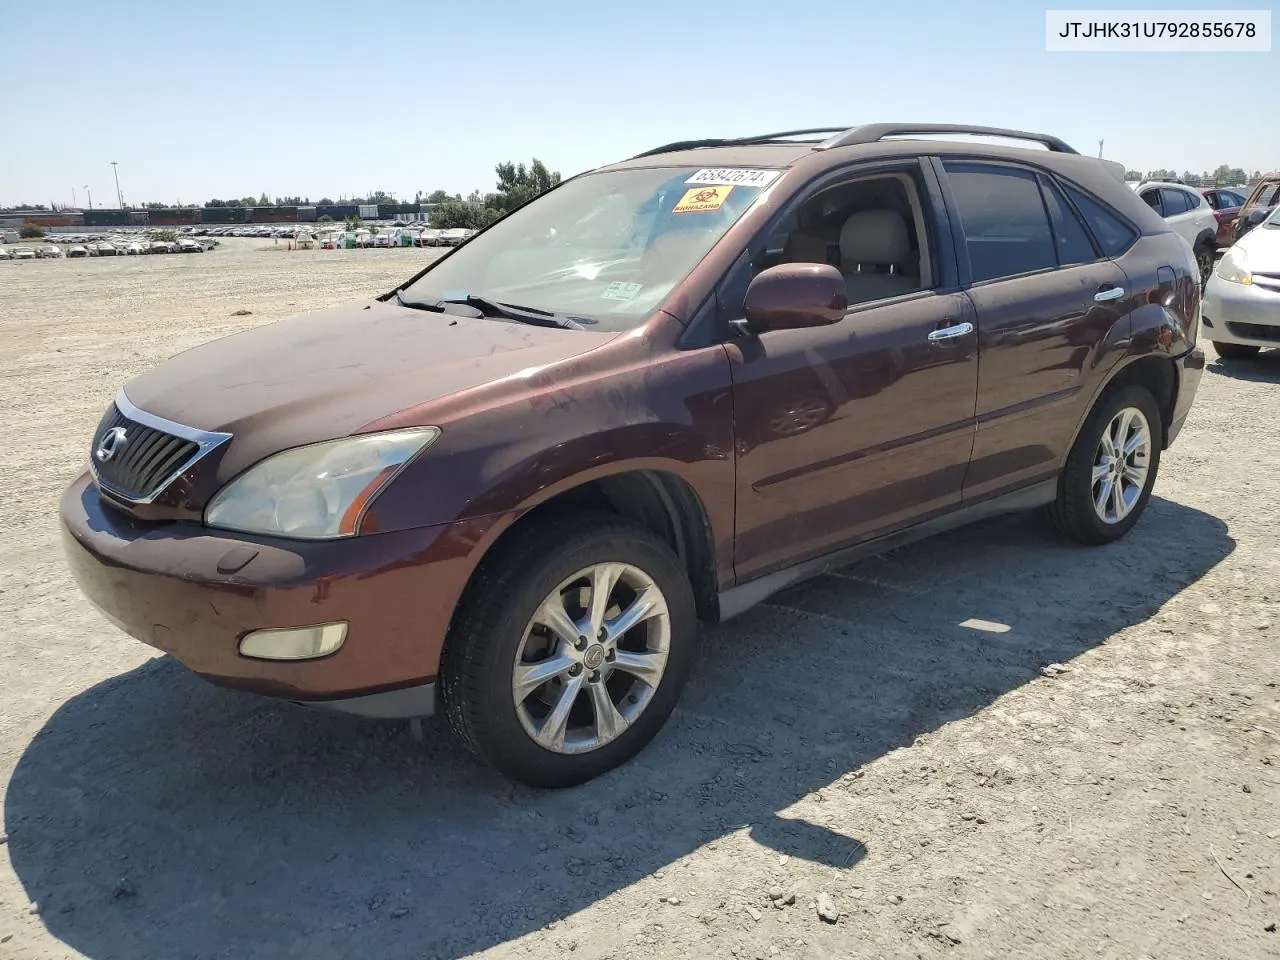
xmin=815 ymin=124 xmax=1079 ymax=155
xmin=631 ymin=128 xmax=852 ymax=159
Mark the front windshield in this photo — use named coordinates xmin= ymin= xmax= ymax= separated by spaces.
xmin=401 ymin=166 xmax=778 ymax=330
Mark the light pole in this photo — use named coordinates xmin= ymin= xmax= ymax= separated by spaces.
xmin=84 ymin=186 xmax=93 ymax=210
xmin=1098 ymin=139 xmax=1104 ymax=158
xmin=111 ymin=161 xmax=123 ymax=209
xmin=72 ymin=187 xmax=78 ymax=208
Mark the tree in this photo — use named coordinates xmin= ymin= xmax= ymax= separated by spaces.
xmin=145 ymin=202 xmax=168 ymax=210
xmin=318 ymin=214 xmax=333 ymax=222
xmin=1212 ymin=164 xmax=1247 ymax=185
xmin=429 ymin=200 xmax=499 ymax=230
xmin=344 ymin=215 xmax=363 ymax=230
xmin=426 ymin=189 xmax=453 ymax=204
xmin=227 ymin=198 xmax=244 ymax=207
xmin=156 ymin=229 xmax=178 ymax=242
xmin=239 ymin=196 xmax=257 ymax=207
xmin=1146 ymin=169 xmax=1178 ymax=182
xmin=317 ymin=197 xmax=334 ymax=206
xmin=207 ymin=199 xmax=227 ymax=207
xmin=1124 ymin=169 xmax=1142 ymax=181
xmin=19 ymin=224 xmax=45 ymax=239
xmin=487 ymin=158 xmax=561 ymax=214
xmin=258 ymin=193 xmax=273 ymax=206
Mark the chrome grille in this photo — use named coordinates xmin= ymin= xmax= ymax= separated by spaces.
xmin=91 ymin=403 xmax=201 ymax=501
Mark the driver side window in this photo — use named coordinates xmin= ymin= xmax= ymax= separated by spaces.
xmin=756 ymin=170 xmax=935 ymax=306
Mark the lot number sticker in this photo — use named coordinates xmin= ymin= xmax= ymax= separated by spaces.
xmin=685 ymin=168 xmax=781 ymax=188
xmin=601 ymin=281 xmax=643 ymax=301
xmin=673 ymin=186 xmax=733 ymax=214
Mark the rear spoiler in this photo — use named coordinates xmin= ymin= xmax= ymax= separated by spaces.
xmin=1100 ymin=159 xmax=1126 ymax=183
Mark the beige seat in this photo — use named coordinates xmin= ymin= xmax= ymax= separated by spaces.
xmin=839 ymin=209 xmax=920 ymax=304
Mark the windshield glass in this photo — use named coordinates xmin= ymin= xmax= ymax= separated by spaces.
xmin=1264 ymin=205 xmax=1280 ymax=227
xmin=400 ymin=166 xmax=778 ymax=330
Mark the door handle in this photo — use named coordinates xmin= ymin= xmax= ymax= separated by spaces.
xmin=1094 ymin=286 xmax=1125 ymax=302
xmin=927 ymin=321 xmax=974 ymax=342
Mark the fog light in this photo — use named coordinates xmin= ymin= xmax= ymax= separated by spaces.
xmin=239 ymin=622 xmax=348 ymax=660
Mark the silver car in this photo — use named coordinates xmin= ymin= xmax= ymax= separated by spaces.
xmin=1203 ymin=205 xmax=1280 ymax=359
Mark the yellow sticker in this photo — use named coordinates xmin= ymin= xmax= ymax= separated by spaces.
xmin=672 ymin=185 xmax=733 ymax=213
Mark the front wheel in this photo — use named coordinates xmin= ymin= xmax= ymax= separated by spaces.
xmin=1195 ymin=243 xmax=1214 ymax=288
xmin=1046 ymin=385 xmax=1163 ymax=545
xmin=1212 ymin=341 xmax=1261 ymax=360
xmin=440 ymin=513 xmax=697 ymax=788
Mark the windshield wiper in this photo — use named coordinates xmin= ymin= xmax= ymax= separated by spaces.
xmin=395 ymin=289 xmax=585 ymax=330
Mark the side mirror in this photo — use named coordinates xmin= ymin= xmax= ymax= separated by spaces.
xmin=738 ymin=263 xmax=847 ymax=334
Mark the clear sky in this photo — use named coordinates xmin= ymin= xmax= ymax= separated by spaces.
xmin=1 ymin=0 xmax=1275 ymax=208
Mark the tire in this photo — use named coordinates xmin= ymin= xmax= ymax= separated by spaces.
xmin=439 ymin=512 xmax=698 ymax=788
xmin=1194 ymin=243 xmax=1214 ymax=289
xmin=1212 ymin=341 xmax=1261 ymax=360
xmin=1046 ymin=384 xmax=1163 ymax=545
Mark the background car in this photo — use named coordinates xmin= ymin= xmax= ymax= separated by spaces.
xmin=0 ymin=247 xmax=11 ymax=260
xmin=67 ymin=245 xmax=90 ymax=258
xmin=1233 ymin=175 xmax=1280 ymax=243
xmin=1131 ymin=180 xmax=1218 ymax=283
xmin=1201 ymin=187 xmax=1247 ymax=248
xmin=12 ymin=247 xmax=36 ymax=260
xmin=1202 ymin=204 xmax=1280 ymax=359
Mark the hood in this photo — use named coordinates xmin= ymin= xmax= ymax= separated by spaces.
xmin=124 ymin=299 xmax=617 ymax=468
xmin=1238 ymin=222 xmax=1280 ymax=268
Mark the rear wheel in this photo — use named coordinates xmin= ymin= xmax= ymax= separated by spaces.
xmin=1212 ymin=341 xmax=1261 ymax=360
xmin=440 ymin=513 xmax=697 ymax=788
xmin=1046 ymin=385 xmax=1163 ymax=545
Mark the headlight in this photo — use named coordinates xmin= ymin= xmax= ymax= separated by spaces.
xmin=205 ymin=427 xmax=440 ymax=539
xmin=1215 ymin=247 xmax=1252 ymax=285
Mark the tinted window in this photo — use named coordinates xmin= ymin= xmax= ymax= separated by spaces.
xmin=1160 ymin=188 xmax=1192 ymax=215
xmin=1140 ymin=190 xmax=1163 ymax=214
xmin=1062 ymin=184 xmax=1138 ymax=257
xmin=944 ymin=163 xmax=1056 ymax=282
xmin=1038 ymin=176 xmax=1096 ymax=265
xmin=1219 ymin=191 xmax=1244 ymax=208
xmin=1258 ymin=184 xmax=1280 ymax=207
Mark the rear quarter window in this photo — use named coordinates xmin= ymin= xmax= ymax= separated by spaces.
xmin=1061 ymin=184 xmax=1139 ymax=258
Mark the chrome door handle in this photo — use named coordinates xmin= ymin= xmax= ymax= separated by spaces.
xmin=927 ymin=321 xmax=974 ymax=342
xmin=1094 ymin=286 xmax=1125 ymax=302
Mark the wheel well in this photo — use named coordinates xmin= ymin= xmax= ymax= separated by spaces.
xmin=1103 ymin=356 xmax=1177 ymax=447
xmin=479 ymin=471 xmax=720 ymax=621
xmin=1193 ymin=229 xmax=1216 ymax=250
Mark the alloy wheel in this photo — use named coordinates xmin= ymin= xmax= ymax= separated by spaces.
xmin=1092 ymin=406 xmax=1152 ymax=524
xmin=512 ymin=562 xmax=671 ymax=754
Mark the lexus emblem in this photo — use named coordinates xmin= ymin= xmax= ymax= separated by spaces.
xmin=95 ymin=426 xmax=128 ymax=463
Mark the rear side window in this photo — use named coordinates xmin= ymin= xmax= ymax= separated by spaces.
xmin=1220 ymin=191 xmax=1244 ymax=208
xmin=1062 ymin=184 xmax=1138 ymax=257
xmin=1159 ymin=188 xmax=1192 ymax=215
xmin=1256 ymin=184 xmax=1280 ymax=207
xmin=943 ymin=163 xmax=1056 ymax=282
xmin=1038 ymin=176 xmax=1096 ymax=266
xmin=1140 ymin=190 xmax=1162 ymax=214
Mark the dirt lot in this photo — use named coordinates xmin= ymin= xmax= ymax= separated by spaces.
xmin=1 ymin=239 xmax=1278 ymax=960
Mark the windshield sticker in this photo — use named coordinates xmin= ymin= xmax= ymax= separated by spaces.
xmin=685 ymin=168 xmax=780 ymax=188
xmin=601 ymin=281 xmax=643 ymax=302
xmin=673 ymin=186 xmax=733 ymax=214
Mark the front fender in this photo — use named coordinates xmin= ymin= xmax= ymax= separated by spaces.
xmin=359 ymin=337 xmax=737 ymax=571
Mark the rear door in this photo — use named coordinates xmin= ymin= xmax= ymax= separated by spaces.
xmin=936 ymin=160 xmax=1131 ymax=501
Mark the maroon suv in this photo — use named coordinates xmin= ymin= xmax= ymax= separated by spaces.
xmin=61 ymin=124 xmax=1205 ymax=787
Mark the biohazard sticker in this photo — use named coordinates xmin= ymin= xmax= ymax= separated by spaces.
xmin=673 ymin=185 xmax=733 ymax=213
xmin=685 ymin=168 xmax=781 ymax=188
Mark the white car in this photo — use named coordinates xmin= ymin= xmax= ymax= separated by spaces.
xmin=0 ymin=247 xmax=10 ymax=260
xmin=1130 ymin=181 xmax=1218 ymax=284
xmin=67 ymin=245 xmax=90 ymax=258
xmin=12 ymin=247 xmax=36 ymax=260
xmin=1202 ymin=205 xmax=1280 ymax=359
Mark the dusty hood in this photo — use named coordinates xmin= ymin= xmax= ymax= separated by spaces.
xmin=123 ymin=299 xmax=616 ymax=469
xmin=1238 ymin=222 xmax=1280 ymax=269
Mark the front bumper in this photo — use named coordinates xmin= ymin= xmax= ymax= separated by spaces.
xmin=1202 ymin=274 xmax=1280 ymax=348
xmin=59 ymin=472 xmax=497 ymax=716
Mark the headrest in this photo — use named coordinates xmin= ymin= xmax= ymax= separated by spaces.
xmin=839 ymin=209 xmax=910 ymax=266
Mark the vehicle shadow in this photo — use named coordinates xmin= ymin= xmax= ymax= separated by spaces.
xmin=1206 ymin=349 xmax=1280 ymax=382
xmin=5 ymin=496 xmax=1233 ymax=960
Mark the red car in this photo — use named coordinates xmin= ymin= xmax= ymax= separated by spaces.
xmin=61 ymin=123 xmax=1205 ymax=786
xmin=1200 ymin=188 xmax=1247 ymax=247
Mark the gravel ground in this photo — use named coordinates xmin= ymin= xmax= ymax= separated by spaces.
xmin=1 ymin=239 xmax=1277 ymax=960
